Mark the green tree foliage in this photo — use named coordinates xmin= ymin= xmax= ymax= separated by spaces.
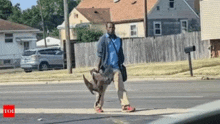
xmin=21 ymin=6 xmax=41 ymax=29
xmin=36 ymin=0 xmax=78 ymax=33
xmin=74 ymin=28 xmax=103 ymax=42
xmin=76 ymin=0 xmax=81 ymax=5
xmin=8 ymin=3 xmax=22 ymax=24
xmin=3 ymin=0 xmax=79 ymax=37
xmin=0 ymin=0 xmax=13 ymax=20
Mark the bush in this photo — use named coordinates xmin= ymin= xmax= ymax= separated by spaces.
xmin=74 ymin=27 xmax=103 ymax=42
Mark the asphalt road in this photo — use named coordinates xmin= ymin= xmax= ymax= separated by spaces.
xmin=0 ymin=80 xmax=220 ymax=124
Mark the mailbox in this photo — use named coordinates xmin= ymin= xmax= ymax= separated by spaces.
xmin=184 ymin=45 xmax=196 ymax=77
xmin=184 ymin=46 xmax=196 ymax=53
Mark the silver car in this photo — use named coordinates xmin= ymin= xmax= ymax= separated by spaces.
xmin=20 ymin=47 xmax=64 ymax=72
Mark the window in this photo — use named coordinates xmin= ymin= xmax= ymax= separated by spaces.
xmin=22 ymin=51 xmax=36 ymax=56
xmin=169 ymin=0 xmax=174 ymax=8
xmin=5 ymin=33 xmax=13 ymax=43
xmin=130 ymin=24 xmax=138 ymax=37
xmin=38 ymin=50 xmax=47 ymax=55
xmin=181 ymin=20 xmax=188 ymax=33
xmin=4 ymin=60 xmax=11 ymax=65
xmin=24 ymin=42 xmax=29 ymax=50
xmin=153 ymin=21 xmax=162 ymax=35
xmin=39 ymin=49 xmax=60 ymax=55
xmin=74 ymin=13 xmax=78 ymax=18
xmin=157 ymin=6 xmax=160 ymax=11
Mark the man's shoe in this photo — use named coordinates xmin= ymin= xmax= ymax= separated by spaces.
xmin=122 ymin=105 xmax=135 ymax=112
xmin=94 ymin=107 xmax=104 ymax=113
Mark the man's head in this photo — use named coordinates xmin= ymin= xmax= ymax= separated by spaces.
xmin=106 ymin=22 xmax=115 ymax=35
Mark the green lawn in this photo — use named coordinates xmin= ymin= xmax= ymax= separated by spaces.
xmin=1 ymin=57 xmax=220 ymax=83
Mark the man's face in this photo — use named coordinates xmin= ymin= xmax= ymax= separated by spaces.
xmin=106 ymin=23 xmax=115 ymax=35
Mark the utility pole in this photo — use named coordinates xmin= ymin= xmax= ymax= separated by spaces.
xmin=64 ymin=0 xmax=72 ymax=74
xmin=144 ymin=0 xmax=148 ymax=37
xmin=39 ymin=0 xmax=47 ymax=47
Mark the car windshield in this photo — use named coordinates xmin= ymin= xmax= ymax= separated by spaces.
xmin=22 ymin=50 xmax=36 ymax=56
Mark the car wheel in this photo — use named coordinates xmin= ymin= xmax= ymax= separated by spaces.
xmin=39 ymin=62 xmax=49 ymax=71
xmin=24 ymin=69 xmax=32 ymax=73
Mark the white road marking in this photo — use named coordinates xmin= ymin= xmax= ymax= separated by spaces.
xmin=0 ymin=108 xmax=188 ymax=115
xmin=133 ymin=96 xmax=204 ymax=98
xmin=0 ymin=90 xmax=118 ymax=94
xmin=0 ymin=90 xmax=204 ymax=99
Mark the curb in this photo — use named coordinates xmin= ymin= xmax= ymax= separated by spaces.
xmin=0 ymin=76 xmax=219 ymax=86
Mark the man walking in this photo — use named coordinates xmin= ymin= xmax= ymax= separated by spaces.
xmin=95 ymin=22 xmax=135 ymax=113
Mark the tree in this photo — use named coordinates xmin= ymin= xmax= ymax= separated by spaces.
xmin=8 ymin=3 xmax=23 ymax=24
xmin=0 ymin=0 xmax=13 ymax=20
xmin=76 ymin=0 xmax=81 ymax=5
xmin=21 ymin=6 xmax=41 ymax=29
xmin=37 ymin=0 xmax=78 ymax=35
xmin=6 ymin=0 xmax=79 ymax=37
xmin=74 ymin=27 xmax=103 ymax=42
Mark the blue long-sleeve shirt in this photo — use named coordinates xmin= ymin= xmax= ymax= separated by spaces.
xmin=97 ymin=33 xmax=124 ymax=71
xmin=106 ymin=33 xmax=121 ymax=69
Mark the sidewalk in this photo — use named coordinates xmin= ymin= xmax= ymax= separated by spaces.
xmin=0 ymin=108 xmax=188 ymax=116
xmin=0 ymin=68 xmax=23 ymax=74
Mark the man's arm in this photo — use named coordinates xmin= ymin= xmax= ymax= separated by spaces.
xmin=119 ymin=38 xmax=124 ymax=64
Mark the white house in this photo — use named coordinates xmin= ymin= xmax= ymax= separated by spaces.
xmin=0 ymin=19 xmax=41 ymax=67
xmin=36 ymin=37 xmax=61 ymax=48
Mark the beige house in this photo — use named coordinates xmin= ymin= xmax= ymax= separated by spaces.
xmin=57 ymin=0 xmax=159 ymax=43
xmin=200 ymin=0 xmax=220 ymax=57
xmin=58 ymin=0 xmax=200 ymax=44
xmin=57 ymin=8 xmax=110 ymax=48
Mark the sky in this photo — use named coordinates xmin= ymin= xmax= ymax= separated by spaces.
xmin=10 ymin=0 xmax=38 ymax=10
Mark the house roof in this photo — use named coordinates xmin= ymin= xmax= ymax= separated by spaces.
xmin=37 ymin=37 xmax=60 ymax=47
xmin=77 ymin=0 xmax=158 ymax=23
xmin=76 ymin=8 xmax=111 ymax=23
xmin=0 ymin=19 xmax=39 ymax=31
xmin=185 ymin=0 xmax=200 ymax=13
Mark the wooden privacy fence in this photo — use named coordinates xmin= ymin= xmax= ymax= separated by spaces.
xmin=74 ymin=32 xmax=210 ymax=68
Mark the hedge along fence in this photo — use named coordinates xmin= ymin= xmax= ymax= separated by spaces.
xmin=74 ymin=32 xmax=210 ymax=68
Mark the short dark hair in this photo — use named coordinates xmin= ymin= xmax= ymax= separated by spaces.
xmin=106 ymin=22 xmax=115 ymax=27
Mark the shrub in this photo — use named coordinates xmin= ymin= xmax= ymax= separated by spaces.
xmin=74 ymin=27 xmax=103 ymax=42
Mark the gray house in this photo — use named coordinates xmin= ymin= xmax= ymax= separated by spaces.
xmin=148 ymin=0 xmax=200 ymax=36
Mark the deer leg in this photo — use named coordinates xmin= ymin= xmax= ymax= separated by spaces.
xmin=95 ymin=94 xmax=102 ymax=106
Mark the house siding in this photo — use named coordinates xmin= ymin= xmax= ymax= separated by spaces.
xmin=200 ymin=0 xmax=220 ymax=40
xmin=90 ymin=24 xmax=106 ymax=34
xmin=148 ymin=19 xmax=180 ymax=36
xmin=148 ymin=18 xmax=200 ymax=36
xmin=148 ymin=0 xmax=199 ymax=19
xmin=147 ymin=0 xmax=200 ymax=36
xmin=0 ymin=32 xmax=37 ymax=66
xmin=60 ymin=8 xmax=90 ymax=42
xmin=115 ymin=22 xmax=145 ymax=38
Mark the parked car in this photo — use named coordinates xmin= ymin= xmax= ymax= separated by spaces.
xmin=20 ymin=47 xmax=64 ymax=72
